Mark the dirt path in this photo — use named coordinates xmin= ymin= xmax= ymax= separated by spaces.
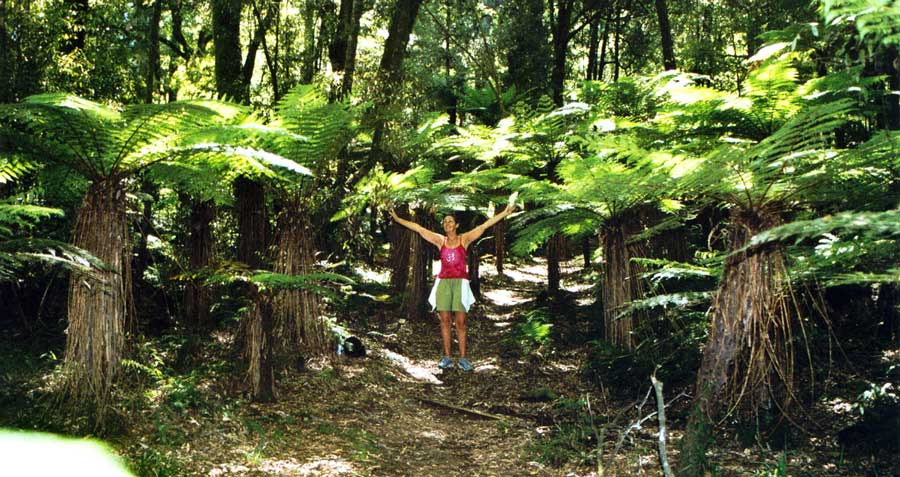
xmin=192 ymin=263 xmax=595 ymax=477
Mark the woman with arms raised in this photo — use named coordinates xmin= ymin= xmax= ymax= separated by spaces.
xmin=390 ymin=202 xmax=515 ymax=371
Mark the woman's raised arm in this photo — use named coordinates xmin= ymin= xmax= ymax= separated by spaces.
xmin=390 ymin=209 xmax=444 ymax=248
xmin=461 ymin=204 xmax=515 ymax=248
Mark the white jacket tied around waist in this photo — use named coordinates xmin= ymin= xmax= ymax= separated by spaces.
xmin=427 ymin=278 xmax=476 ymax=313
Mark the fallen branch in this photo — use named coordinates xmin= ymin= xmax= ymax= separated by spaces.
xmin=651 ymin=372 xmax=674 ymax=477
xmin=413 ymin=395 xmax=507 ymax=421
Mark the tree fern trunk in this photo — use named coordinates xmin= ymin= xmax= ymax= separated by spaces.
xmin=601 ymin=221 xmax=633 ymax=349
xmin=235 ymin=176 xmax=268 ymax=269
xmin=389 ymin=207 xmax=413 ymax=294
xmin=680 ymin=207 xmax=794 ymax=476
xmin=183 ymin=198 xmax=216 ymax=331
xmin=404 ymin=208 xmax=432 ymax=320
xmin=547 ymin=234 xmax=565 ymax=297
xmin=65 ymin=179 xmax=131 ymax=419
xmin=272 ymin=206 xmax=330 ymax=359
xmin=245 ymin=289 xmax=275 ymax=402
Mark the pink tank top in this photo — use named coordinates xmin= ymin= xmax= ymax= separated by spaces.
xmin=438 ymin=238 xmax=468 ymax=279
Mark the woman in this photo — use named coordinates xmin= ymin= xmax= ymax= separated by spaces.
xmin=390 ymin=204 xmax=515 ymax=371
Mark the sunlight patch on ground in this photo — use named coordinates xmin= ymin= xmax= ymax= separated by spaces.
xmin=473 ymin=356 xmax=499 ymax=372
xmin=498 ymin=260 xmax=547 ymax=284
xmin=483 ymin=288 xmax=530 ymax=307
xmin=379 ymin=349 xmax=442 ymax=384
xmin=563 ymin=282 xmax=593 ymax=293
xmin=209 ymin=456 xmax=357 ymax=476
xmin=547 ymin=361 xmax=578 ymax=372
xmin=418 ymin=430 xmax=447 ymax=442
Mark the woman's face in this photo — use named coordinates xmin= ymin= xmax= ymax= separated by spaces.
xmin=442 ymin=215 xmax=458 ymax=234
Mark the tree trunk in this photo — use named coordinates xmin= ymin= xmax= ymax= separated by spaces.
xmin=234 ymin=176 xmax=268 ymax=269
xmin=272 ymin=205 xmax=330 ymax=360
xmin=65 ymin=179 xmax=131 ymax=420
xmin=550 ymin=0 xmax=573 ymax=106
xmin=587 ymin=17 xmax=600 ymax=80
xmin=494 ymin=220 xmax=506 ymax=276
xmin=597 ymin=9 xmax=610 ymax=81
xmin=680 ymin=207 xmax=794 ymax=476
xmin=582 ymin=236 xmax=592 ymax=270
xmin=183 ymin=198 xmax=216 ymax=331
xmin=144 ymin=0 xmax=163 ymax=103
xmin=301 ymin=0 xmax=317 ymax=82
xmin=370 ymin=0 xmax=424 ymax=167
xmin=329 ymin=0 xmax=353 ymax=72
xmin=467 ymin=239 xmax=481 ymax=300
xmin=404 ymin=208 xmax=433 ymax=319
xmin=547 ymin=234 xmax=565 ymax=297
xmin=212 ymin=0 xmax=243 ymax=101
xmin=601 ymin=220 xmax=633 ymax=349
xmin=654 ymin=0 xmax=676 ymax=71
xmin=244 ymin=289 xmax=275 ymax=402
xmin=613 ymin=6 xmax=621 ymax=81
xmin=389 ymin=207 xmax=413 ymax=294
xmin=339 ymin=0 xmax=367 ymax=98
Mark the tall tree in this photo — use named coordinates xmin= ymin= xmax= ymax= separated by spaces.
xmin=0 ymin=94 xmax=248 ymax=422
xmin=654 ymin=0 xmax=676 ymax=70
xmin=370 ymin=0 xmax=425 ymax=168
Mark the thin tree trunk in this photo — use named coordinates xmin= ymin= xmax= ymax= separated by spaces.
xmin=547 ymin=234 xmax=565 ymax=297
xmin=613 ymin=6 xmax=621 ymax=81
xmin=183 ymin=198 xmax=216 ymax=331
xmin=467 ymin=239 xmax=481 ymax=300
xmin=654 ymin=0 xmax=676 ymax=71
xmin=587 ymin=17 xmax=600 ymax=80
xmin=301 ymin=0 xmax=317 ymax=82
xmin=582 ymin=236 xmax=592 ymax=270
xmin=494 ymin=220 xmax=506 ymax=276
xmin=550 ymin=0 xmax=572 ymax=106
xmin=597 ymin=9 xmax=610 ymax=81
xmin=65 ymin=180 xmax=130 ymax=422
xmin=339 ymin=0 xmax=367 ymax=98
xmin=145 ymin=0 xmax=163 ymax=103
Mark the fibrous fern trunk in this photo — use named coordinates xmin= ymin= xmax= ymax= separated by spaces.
xmin=600 ymin=218 xmax=645 ymax=350
xmin=389 ymin=209 xmax=413 ymax=294
xmin=680 ymin=207 xmax=796 ymax=476
xmin=547 ymin=234 xmax=565 ymax=296
xmin=245 ymin=289 xmax=275 ymax=402
xmin=272 ymin=207 xmax=329 ymax=358
xmin=65 ymin=179 xmax=131 ymax=416
xmin=405 ymin=208 xmax=433 ymax=319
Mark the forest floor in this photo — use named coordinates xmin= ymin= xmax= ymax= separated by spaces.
xmin=1 ymin=259 xmax=898 ymax=476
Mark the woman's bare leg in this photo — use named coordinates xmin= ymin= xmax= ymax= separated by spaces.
xmin=438 ymin=311 xmax=453 ymax=356
xmin=454 ymin=311 xmax=467 ymax=358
